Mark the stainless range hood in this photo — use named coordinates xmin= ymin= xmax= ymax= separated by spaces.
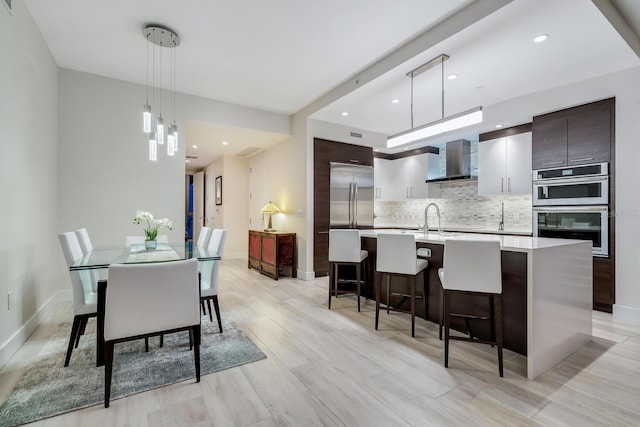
xmin=426 ymin=139 xmax=475 ymax=182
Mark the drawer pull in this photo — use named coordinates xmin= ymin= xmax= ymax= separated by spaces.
xmin=569 ymin=157 xmax=594 ymax=163
xmin=542 ymin=161 xmax=564 ymax=166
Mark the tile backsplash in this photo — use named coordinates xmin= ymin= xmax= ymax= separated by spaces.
xmin=374 ymin=180 xmax=533 ymax=233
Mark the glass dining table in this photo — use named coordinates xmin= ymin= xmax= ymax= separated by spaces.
xmin=69 ymin=242 xmax=221 ymax=366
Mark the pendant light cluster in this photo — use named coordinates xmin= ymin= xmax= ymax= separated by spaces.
xmin=142 ymin=24 xmax=180 ymax=161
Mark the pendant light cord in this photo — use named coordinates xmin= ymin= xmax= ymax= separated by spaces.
xmin=441 ymin=55 xmax=445 ymax=120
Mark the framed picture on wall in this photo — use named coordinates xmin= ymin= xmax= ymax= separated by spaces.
xmin=215 ymin=176 xmax=222 ymax=205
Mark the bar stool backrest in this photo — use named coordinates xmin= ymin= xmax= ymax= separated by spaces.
xmin=377 ymin=233 xmax=419 ymax=275
xmin=442 ymin=239 xmax=502 ymax=294
xmin=329 ymin=229 xmax=361 ymax=263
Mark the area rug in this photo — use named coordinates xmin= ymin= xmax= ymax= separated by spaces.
xmin=0 ymin=318 xmax=266 ymax=427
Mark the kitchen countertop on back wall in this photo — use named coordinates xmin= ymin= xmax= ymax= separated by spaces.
xmin=373 ymin=224 xmax=533 ymax=236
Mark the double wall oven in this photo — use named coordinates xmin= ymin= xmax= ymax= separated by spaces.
xmin=533 ymin=162 xmax=609 ymax=257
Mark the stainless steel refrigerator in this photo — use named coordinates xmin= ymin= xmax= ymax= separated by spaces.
xmin=330 ymin=162 xmax=374 ymax=228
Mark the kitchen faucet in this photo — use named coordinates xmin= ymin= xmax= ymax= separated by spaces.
xmin=424 ymin=203 xmax=442 ymax=234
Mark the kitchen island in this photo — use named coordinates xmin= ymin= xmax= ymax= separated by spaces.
xmin=359 ymin=229 xmax=592 ymax=379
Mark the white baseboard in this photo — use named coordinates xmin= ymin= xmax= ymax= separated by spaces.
xmin=297 ymin=270 xmax=316 ymax=281
xmin=0 ymin=290 xmax=68 ymax=369
xmin=613 ymin=304 xmax=640 ymax=324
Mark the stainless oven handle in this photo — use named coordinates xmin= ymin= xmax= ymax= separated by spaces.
xmin=542 ymin=161 xmax=564 ymax=166
xmin=533 ymin=175 xmax=608 ymax=185
xmin=533 ymin=205 xmax=608 ymax=212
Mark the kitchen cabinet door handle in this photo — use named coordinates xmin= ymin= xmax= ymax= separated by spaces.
xmin=406 ymin=187 xmax=409 ymax=198
xmin=569 ymin=157 xmax=594 ymax=163
xmin=410 ymin=187 xmax=413 ymax=198
xmin=501 ymin=178 xmax=504 ymax=193
xmin=542 ymin=161 xmax=564 ymax=166
xmin=508 ymin=177 xmax=512 ymax=192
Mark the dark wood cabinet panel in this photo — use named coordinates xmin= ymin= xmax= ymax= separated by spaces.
xmin=313 ymin=138 xmax=373 ymax=276
xmin=567 ymin=108 xmax=611 ymax=165
xmin=248 ymin=231 xmax=296 ymax=280
xmin=532 ymin=97 xmax=613 ymax=170
xmin=593 ymin=258 xmax=613 ymax=312
xmin=532 ymin=117 xmax=568 ymax=170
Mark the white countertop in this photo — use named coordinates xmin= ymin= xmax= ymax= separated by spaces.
xmin=360 ymin=229 xmax=589 ymax=253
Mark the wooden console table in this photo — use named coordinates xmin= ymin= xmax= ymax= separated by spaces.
xmin=248 ymin=230 xmax=296 ymax=280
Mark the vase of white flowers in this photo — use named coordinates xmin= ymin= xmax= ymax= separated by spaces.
xmin=133 ymin=210 xmax=173 ymax=250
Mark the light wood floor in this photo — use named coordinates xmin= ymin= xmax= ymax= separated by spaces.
xmin=2 ymin=258 xmax=640 ymax=426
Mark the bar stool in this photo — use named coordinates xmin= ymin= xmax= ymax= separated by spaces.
xmin=375 ymin=233 xmax=428 ymax=337
xmin=438 ymin=239 xmax=504 ymax=377
xmin=328 ymin=229 xmax=368 ymax=312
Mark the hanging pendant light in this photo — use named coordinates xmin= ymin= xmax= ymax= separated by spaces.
xmin=142 ymin=24 xmax=180 ymax=160
xmin=387 ymin=54 xmax=483 ymax=149
xmin=149 ymin=132 xmax=157 ymax=161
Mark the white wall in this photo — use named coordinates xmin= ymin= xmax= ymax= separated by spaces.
xmin=208 ymin=155 xmax=249 ymax=259
xmin=248 ymin=136 xmax=309 ymax=277
xmin=0 ymin=1 xmax=59 ymax=367
xmin=57 ymin=69 xmax=291 ymax=252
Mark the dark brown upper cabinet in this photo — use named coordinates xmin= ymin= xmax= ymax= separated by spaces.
xmin=532 ymin=98 xmax=613 ymax=170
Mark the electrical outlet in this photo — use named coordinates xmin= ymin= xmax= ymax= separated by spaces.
xmin=7 ymin=291 xmax=12 ymax=311
xmin=417 ymin=248 xmax=431 ymax=258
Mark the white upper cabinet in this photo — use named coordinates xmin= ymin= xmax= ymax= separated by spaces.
xmin=478 ymin=132 xmax=532 ymax=196
xmin=373 ymin=157 xmax=393 ymax=201
xmin=391 ymin=153 xmax=440 ymax=200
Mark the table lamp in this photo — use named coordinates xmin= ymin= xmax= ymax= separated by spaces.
xmin=260 ymin=201 xmax=281 ymax=232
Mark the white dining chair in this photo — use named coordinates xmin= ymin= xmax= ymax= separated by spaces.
xmin=200 ymin=229 xmax=227 ymax=332
xmin=103 ymin=258 xmax=201 ymax=407
xmin=439 ymin=239 xmax=504 ymax=377
xmin=58 ymin=232 xmax=97 ymax=367
xmin=328 ymin=229 xmax=368 ymax=312
xmin=126 ymin=235 xmax=169 ymax=246
xmin=375 ymin=233 xmax=429 ymax=338
xmin=196 ymin=226 xmax=212 ymax=248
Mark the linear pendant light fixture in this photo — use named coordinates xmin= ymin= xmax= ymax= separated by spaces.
xmin=142 ymin=24 xmax=180 ymax=161
xmin=387 ymin=54 xmax=482 ymax=149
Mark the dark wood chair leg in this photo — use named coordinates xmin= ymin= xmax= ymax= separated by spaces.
xmin=444 ymin=290 xmax=451 ymax=368
xmin=496 ymin=294 xmax=504 ymax=377
xmin=193 ymin=325 xmax=201 ymax=382
xmin=386 ymin=274 xmax=391 ymax=315
xmin=74 ymin=317 xmax=85 ymax=349
xmin=439 ymin=286 xmax=444 ymax=341
xmin=65 ymin=316 xmax=82 ymax=367
xmin=189 ymin=329 xmax=193 ymax=350
xmin=328 ymin=262 xmax=334 ymax=309
xmin=411 ymin=276 xmax=416 ymax=338
xmin=363 ymin=259 xmax=368 ymax=301
xmin=206 ymin=299 xmax=213 ymax=322
xmin=212 ymin=295 xmax=223 ymax=333
xmin=104 ymin=341 xmax=115 ymax=408
xmin=423 ymin=269 xmax=428 ymax=320
xmin=145 ymin=337 xmax=149 ymax=352
xmin=375 ymin=273 xmax=382 ymax=330
xmin=356 ymin=262 xmax=361 ymax=312
xmin=160 ymin=334 xmax=164 ymax=348
xmin=201 ymin=301 xmax=207 ymax=316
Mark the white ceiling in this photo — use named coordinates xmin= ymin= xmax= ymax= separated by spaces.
xmin=23 ymin=0 xmax=640 ymax=166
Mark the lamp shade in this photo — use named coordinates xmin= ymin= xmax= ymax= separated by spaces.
xmin=259 ymin=201 xmax=281 ymax=214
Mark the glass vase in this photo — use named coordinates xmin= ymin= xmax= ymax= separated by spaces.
xmin=145 ymin=239 xmax=157 ymax=251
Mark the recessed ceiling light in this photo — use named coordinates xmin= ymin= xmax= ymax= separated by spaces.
xmin=391 ymin=99 xmax=400 ymax=104
xmin=403 ymin=147 xmax=409 ymax=150
xmin=222 ymin=141 xmax=229 ymax=145
xmin=533 ymin=34 xmax=549 ymax=43
xmin=192 ymin=145 xmax=198 ymax=149
xmin=185 ymin=160 xmax=190 ymax=163
xmin=342 ymin=112 xmax=349 ymax=116
xmin=495 ymin=124 xmax=504 ymax=128
xmin=447 ymin=74 xmax=458 ymax=80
